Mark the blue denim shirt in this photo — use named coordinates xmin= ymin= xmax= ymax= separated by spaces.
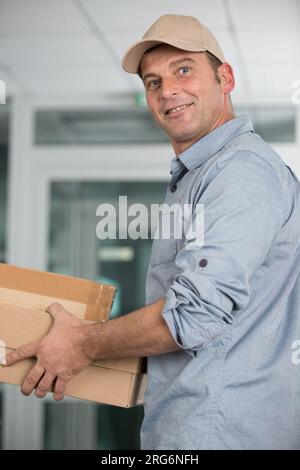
xmin=141 ymin=115 xmax=300 ymax=450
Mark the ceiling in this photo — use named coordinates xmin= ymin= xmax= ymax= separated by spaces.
xmin=0 ymin=0 xmax=299 ymax=102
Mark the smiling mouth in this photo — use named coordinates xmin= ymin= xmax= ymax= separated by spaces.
xmin=165 ymin=103 xmax=193 ymax=115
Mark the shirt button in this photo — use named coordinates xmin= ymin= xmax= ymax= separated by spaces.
xmin=199 ymin=258 xmax=208 ymax=268
xmin=170 ymin=184 xmax=177 ymax=193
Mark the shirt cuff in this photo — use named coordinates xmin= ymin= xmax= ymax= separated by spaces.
xmin=162 ymin=288 xmax=228 ymax=357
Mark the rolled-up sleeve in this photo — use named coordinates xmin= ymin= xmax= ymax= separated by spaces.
xmin=162 ymin=151 xmax=285 ymax=356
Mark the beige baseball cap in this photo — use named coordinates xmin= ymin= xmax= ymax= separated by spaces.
xmin=122 ymin=14 xmax=225 ymax=74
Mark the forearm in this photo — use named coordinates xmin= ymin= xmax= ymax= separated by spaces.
xmin=83 ymin=298 xmax=179 ymax=361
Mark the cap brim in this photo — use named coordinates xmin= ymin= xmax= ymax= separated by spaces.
xmin=122 ymin=38 xmax=206 ymax=74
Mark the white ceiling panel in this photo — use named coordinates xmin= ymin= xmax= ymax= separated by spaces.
xmin=211 ymin=30 xmax=239 ymax=64
xmin=82 ymin=0 xmax=229 ymax=33
xmin=236 ymin=30 xmax=300 ymax=62
xmin=0 ymin=0 xmax=91 ymax=34
xmin=246 ymin=62 xmax=299 ymax=94
xmin=0 ymin=34 xmax=112 ymax=66
xmin=12 ymin=64 xmax=131 ymax=94
xmin=104 ymin=32 xmax=141 ymax=63
xmin=229 ymin=0 xmax=300 ymax=31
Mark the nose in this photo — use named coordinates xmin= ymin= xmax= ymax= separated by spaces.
xmin=160 ymin=77 xmax=180 ymax=100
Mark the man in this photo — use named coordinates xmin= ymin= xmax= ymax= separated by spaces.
xmin=3 ymin=14 xmax=300 ymax=450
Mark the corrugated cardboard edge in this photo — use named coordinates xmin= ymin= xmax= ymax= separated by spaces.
xmin=127 ymin=371 xmax=147 ymax=408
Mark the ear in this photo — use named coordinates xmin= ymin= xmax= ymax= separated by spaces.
xmin=218 ymin=63 xmax=235 ymax=94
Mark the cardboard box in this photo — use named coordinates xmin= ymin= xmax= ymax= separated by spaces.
xmin=0 ymin=264 xmax=146 ymax=407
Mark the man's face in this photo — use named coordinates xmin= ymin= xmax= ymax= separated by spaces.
xmin=141 ymin=45 xmax=234 ymax=155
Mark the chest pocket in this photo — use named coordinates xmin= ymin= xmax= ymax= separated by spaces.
xmin=150 ymin=210 xmax=178 ymax=267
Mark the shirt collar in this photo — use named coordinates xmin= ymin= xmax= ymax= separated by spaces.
xmin=169 ymin=114 xmax=254 ymax=182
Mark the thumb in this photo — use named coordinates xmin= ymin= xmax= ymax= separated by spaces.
xmin=45 ymin=302 xmax=71 ymax=320
xmin=4 ymin=341 xmax=38 ymax=367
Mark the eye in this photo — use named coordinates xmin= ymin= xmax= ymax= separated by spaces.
xmin=146 ymin=79 xmax=161 ymax=90
xmin=179 ymin=66 xmax=191 ymax=75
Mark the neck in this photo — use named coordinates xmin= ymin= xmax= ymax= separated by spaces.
xmin=173 ymin=105 xmax=235 ymax=156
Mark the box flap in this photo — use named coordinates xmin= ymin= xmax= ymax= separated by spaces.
xmin=0 ymin=263 xmax=116 ymax=321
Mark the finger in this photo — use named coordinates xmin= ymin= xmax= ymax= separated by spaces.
xmin=21 ymin=362 xmax=45 ymax=396
xmin=53 ymin=377 xmax=68 ymax=401
xmin=5 ymin=341 xmax=38 ymax=367
xmin=35 ymin=372 xmax=56 ymax=398
xmin=45 ymin=302 xmax=70 ymax=320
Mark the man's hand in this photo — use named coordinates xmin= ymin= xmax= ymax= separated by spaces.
xmin=4 ymin=303 xmax=92 ymax=401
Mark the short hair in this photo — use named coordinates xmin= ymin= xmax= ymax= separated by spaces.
xmin=138 ymin=47 xmax=222 ymax=82
xmin=205 ymin=51 xmax=222 ymax=83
